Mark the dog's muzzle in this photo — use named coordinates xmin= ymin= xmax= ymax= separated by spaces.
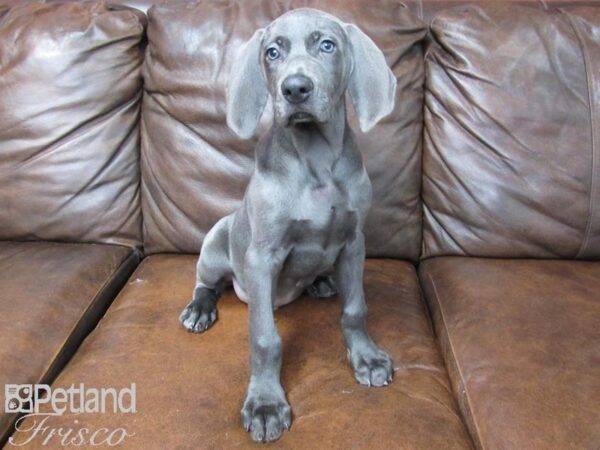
xmin=281 ymin=74 xmax=313 ymax=104
xmin=280 ymin=74 xmax=318 ymax=125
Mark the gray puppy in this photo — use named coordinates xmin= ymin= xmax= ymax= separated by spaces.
xmin=179 ymin=8 xmax=396 ymax=443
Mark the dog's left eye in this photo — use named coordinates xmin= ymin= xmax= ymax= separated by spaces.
xmin=266 ymin=47 xmax=280 ymax=60
xmin=319 ymin=40 xmax=335 ymax=53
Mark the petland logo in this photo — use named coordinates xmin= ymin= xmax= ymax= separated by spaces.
xmin=5 ymin=383 xmax=136 ymax=447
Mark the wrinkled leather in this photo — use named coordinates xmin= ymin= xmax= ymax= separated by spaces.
xmin=406 ymin=1 xmax=600 ymax=24
xmin=15 ymin=256 xmax=473 ymax=449
xmin=140 ymin=0 xmax=426 ymax=260
xmin=77 ymin=0 xmax=600 ymax=23
xmin=0 ymin=2 xmax=146 ymax=248
xmin=422 ymin=4 xmax=600 ymax=259
xmin=0 ymin=241 xmax=139 ymax=445
xmin=420 ymin=257 xmax=600 ymax=450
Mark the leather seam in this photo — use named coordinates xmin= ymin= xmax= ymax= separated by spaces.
xmin=32 ymin=252 xmax=135 ymax=398
xmin=426 ymin=272 xmax=484 ymax=450
xmin=566 ymin=12 xmax=597 ymax=259
xmin=1 ymin=249 xmax=139 ymax=446
xmin=39 ymin=249 xmax=138 ymax=384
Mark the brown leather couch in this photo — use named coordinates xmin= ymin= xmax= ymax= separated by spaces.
xmin=0 ymin=1 xmax=598 ymax=449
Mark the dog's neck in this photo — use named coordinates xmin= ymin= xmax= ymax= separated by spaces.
xmin=284 ymin=98 xmax=347 ymax=171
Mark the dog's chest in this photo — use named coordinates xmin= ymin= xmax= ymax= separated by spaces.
xmin=277 ymin=178 xmax=358 ymax=285
xmin=288 ymin=178 xmax=358 ymax=246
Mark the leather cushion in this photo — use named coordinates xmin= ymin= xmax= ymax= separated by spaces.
xmin=0 ymin=2 xmax=146 ymax=248
xmin=140 ymin=0 xmax=426 ymax=260
xmin=422 ymin=4 xmax=600 ymax=258
xmin=406 ymin=1 xmax=600 ymax=24
xmin=420 ymin=257 xmax=600 ymax=449
xmin=0 ymin=241 xmax=139 ymax=445
xmin=14 ymin=256 xmax=473 ymax=449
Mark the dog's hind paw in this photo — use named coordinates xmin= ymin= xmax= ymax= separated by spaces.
xmin=306 ymin=275 xmax=337 ymax=298
xmin=179 ymin=299 xmax=217 ymax=333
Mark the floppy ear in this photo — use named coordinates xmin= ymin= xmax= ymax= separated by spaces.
xmin=345 ymin=24 xmax=396 ymax=133
xmin=226 ymin=29 xmax=268 ymax=139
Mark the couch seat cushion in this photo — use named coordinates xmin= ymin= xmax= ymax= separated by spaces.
xmin=13 ymin=256 xmax=472 ymax=449
xmin=419 ymin=257 xmax=600 ymax=450
xmin=0 ymin=241 xmax=139 ymax=444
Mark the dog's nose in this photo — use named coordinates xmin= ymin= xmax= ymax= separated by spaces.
xmin=281 ymin=75 xmax=313 ymax=104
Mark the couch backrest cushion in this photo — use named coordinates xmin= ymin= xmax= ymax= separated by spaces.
xmin=0 ymin=2 xmax=145 ymax=248
xmin=140 ymin=0 xmax=426 ymax=260
xmin=423 ymin=4 xmax=600 ymax=259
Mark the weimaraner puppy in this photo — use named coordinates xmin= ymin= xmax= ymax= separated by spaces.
xmin=179 ymin=8 xmax=396 ymax=443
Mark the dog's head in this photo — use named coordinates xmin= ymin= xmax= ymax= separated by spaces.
xmin=226 ymin=9 xmax=396 ymax=139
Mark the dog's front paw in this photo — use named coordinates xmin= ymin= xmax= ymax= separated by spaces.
xmin=348 ymin=344 xmax=393 ymax=387
xmin=241 ymin=386 xmax=291 ymax=443
xmin=179 ymin=299 xmax=217 ymax=333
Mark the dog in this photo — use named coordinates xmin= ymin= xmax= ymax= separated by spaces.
xmin=179 ymin=8 xmax=396 ymax=443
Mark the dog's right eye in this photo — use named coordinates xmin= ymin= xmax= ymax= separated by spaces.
xmin=266 ymin=47 xmax=280 ymax=61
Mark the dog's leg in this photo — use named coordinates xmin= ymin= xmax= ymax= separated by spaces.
xmin=179 ymin=216 xmax=232 ymax=333
xmin=240 ymin=247 xmax=291 ymax=443
xmin=306 ymin=275 xmax=337 ymax=298
xmin=335 ymin=233 xmax=393 ymax=387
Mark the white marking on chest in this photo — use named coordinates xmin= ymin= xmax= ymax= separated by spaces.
xmin=296 ymin=180 xmax=344 ymax=224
